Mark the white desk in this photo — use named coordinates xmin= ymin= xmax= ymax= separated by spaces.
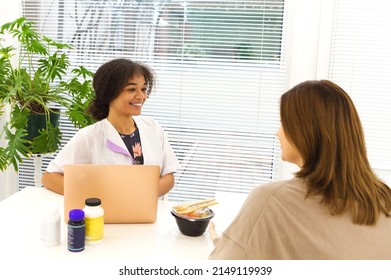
xmin=0 ymin=187 xmax=247 ymax=261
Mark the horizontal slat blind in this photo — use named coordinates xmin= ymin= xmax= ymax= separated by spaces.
xmin=329 ymin=0 xmax=391 ymax=184
xmin=20 ymin=0 xmax=287 ymax=201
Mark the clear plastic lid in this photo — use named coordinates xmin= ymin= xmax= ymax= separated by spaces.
xmin=173 ymin=207 xmax=214 ymax=220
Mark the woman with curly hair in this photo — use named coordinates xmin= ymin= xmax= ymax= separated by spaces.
xmin=42 ymin=58 xmax=180 ymax=196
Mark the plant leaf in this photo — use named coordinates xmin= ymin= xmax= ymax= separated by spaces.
xmin=31 ymin=123 xmax=62 ymax=154
xmin=10 ymin=106 xmax=29 ymax=129
xmin=0 ymin=126 xmax=31 ymax=171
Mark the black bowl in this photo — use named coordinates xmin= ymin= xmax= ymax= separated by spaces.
xmin=171 ymin=208 xmax=215 ymax=237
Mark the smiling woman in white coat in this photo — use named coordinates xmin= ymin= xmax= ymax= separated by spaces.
xmin=41 ymin=58 xmax=180 ymax=196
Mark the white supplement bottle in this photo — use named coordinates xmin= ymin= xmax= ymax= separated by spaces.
xmin=83 ymin=197 xmax=104 ymax=245
xmin=41 ymin=204 xmax=61 ymax=246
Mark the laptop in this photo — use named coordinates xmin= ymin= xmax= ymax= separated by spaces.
xmin=63 ymin=164 xmax=160 ymax=224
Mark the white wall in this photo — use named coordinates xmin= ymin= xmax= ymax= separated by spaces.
xmin=279 ymin=0 xmax=335 ymax=179
xmin=0 ymin=0 xmax=22 ymax=201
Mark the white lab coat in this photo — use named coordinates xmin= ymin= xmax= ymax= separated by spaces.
xmin=46 ymin=116 xmax=180 ymax=176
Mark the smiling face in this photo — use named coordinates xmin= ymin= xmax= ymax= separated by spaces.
xmin=109 ymin=74 xmax=148 ymax=117
xmin=277 ymin=126 xmax=303 ymax=167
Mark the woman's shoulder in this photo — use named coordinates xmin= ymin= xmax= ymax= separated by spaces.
xmin=133 ymin=116 xmax=162 ymax=129
xmin=73 ymin=119 xmax=106 ymax=136
xmin=249 ymin=177 xmax=306 ymax=201
xmin=235 ymin=178 xmax=307 ymax=227
xmin=82 ymin=119 xmax=104 ymax=129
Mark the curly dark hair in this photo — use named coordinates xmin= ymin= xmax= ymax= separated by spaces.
xmin=87 ymin=58 xmax=155 ymax=120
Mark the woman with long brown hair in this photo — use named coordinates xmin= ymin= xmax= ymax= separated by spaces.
xmin=209 ymin=80 xmax=391 ymax=259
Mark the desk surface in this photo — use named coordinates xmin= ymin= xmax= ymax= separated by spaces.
xmin=0 ymin=187 xmax=246 ymax=261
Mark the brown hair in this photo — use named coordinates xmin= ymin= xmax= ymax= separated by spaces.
xmin=87 ymin=58 xmax=155 ymax=121
xmin=280 ymin=80 xmax=391 ymax=225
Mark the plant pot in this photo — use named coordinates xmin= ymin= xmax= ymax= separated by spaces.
xmin=24 ymin=109 xmax=61 ymax=142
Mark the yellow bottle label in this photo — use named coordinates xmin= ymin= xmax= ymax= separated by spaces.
xmin=85 ymin=216 xmax=104 ymax=241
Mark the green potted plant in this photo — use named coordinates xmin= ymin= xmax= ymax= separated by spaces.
xmin=0 ymin=17 xmax=95 ymax=171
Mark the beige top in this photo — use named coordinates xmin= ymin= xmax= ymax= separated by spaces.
xmin=209 ymin=178 xmax=391 ymax=260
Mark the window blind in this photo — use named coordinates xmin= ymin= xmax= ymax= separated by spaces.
xmin=329 ymin=0 xmax=391 ymax=184
xmin=19 ymin=0 xmax=288 ymax=201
